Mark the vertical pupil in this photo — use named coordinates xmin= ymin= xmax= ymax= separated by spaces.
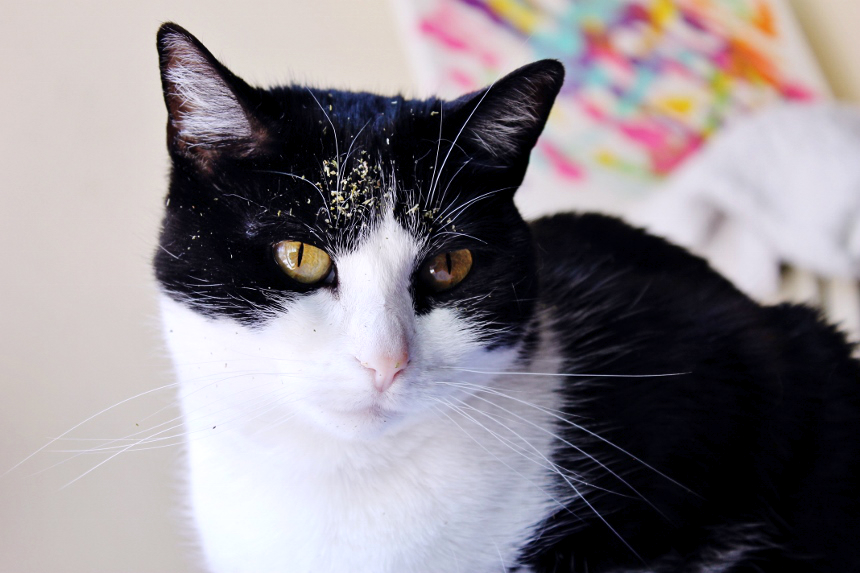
xmin=297 ymin=242 xmax=304 ymax=267
xmin=445 ymin=252 xmax=452 ymax=274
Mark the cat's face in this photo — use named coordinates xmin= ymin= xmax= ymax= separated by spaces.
xmin=155 ymin=24 xmax=563 ymax=439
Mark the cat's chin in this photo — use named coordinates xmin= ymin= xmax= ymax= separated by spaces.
xmin=309 ymin=404 xmax=412 ymax=441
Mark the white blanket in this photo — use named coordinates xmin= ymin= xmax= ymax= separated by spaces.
xmin=632 ymin=102 xmax=860 ymax=300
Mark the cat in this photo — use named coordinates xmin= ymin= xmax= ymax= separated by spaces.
xmin=154 ymin=23 xmax=860 ymax=573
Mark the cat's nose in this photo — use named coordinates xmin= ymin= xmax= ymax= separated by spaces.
xmin=359 ymin=350 xmax=409 ymax=393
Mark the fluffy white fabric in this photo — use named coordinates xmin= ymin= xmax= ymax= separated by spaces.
xmin=632 ymin=103 xmax=860 ymax=300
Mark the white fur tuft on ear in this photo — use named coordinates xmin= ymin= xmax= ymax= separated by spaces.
xmin=461 ymin=62 xmax=564 ymax=161
xmin=468 ymin=87 xmax=542 ymax=158
xmin=158 ymin=26 xmax=256 ymax=153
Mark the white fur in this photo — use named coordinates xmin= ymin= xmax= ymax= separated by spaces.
xmin=692 ymin=524 xmax=769 ymax=573
xmin=161 ymin=214 xmax=562 ymax=572
xmin=633 ymin=103 xmax=860 ymax=298
xmin=163 ymin=34 xmax=253 ymax=146
xmin=469 ymin=79 xmax=549 ymax=159
xmin=693 ymin=546 xmax=752 ymax=573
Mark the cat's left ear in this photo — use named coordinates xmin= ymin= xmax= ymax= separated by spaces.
xmin=450 ymin=60 xmax=564 ymax=165
xmin=157 ymin=23 xmax=269 ymax=170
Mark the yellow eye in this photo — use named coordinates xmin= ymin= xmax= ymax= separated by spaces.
xmin=419 ymin=249 xmax=473 ymax=292
xmin=274 ymin=241 xmax=333 ymax=285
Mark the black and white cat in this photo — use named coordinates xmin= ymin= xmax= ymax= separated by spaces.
xmin=154 ymin=23 xmax=860 ymax=573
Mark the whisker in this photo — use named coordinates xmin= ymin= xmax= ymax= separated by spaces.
xmin=428 ymin=78 xmax=500 ymax=204
xmin=445 ymin=395 xmax=631 ymax=500
xmin=254 ymin=169 xmax=329 ymax=205
xmin=32 ymin=368 xmax=316 ymax=478
xmin=428 ymin=401 xmax=577 ymax=520
xmin=441 ymin=367 xmax=692 ymax=379
xmin=57 ymin=385 xmax=305 ymax=486
xmin=437 ymin=380 xmax=584 ymax=420
xmin=444 ymin=379 xmax=694 ymax=496
xmin=2 ymin=381 xmax=180 ymax=478
xmin=440 ymin=396 xmax=644 ymax=563
xmin=457 ymin=388 xmax=669 ymax=519
xmin=427 ymin=103 xmax=444 ymax=207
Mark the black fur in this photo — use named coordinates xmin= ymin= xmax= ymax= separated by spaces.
xmin=154 ymin=23 xmax=860 ymax=572
xmin=523 ymin=214 xmax=860 ymax=571
xmin=155 ymin=23 xmax=557 ymax=345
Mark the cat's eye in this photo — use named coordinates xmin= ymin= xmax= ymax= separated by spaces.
xmin=274 ymin=240 xmax=333 ymax=285
xmin=419 ymin=249 xmax=473 ymax=292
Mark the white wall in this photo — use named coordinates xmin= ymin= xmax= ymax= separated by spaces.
xmin=788 ymin=0 xmax=860 ymax=103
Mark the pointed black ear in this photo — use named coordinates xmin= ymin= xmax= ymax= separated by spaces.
xmin=451 ymin=60 xmax=564 ymax=164
xmin=157 ymin=23 xmax=267 ymax=168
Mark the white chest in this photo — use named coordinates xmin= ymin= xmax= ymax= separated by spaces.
xmin=180 ymin=387 xmax=558 ymax=573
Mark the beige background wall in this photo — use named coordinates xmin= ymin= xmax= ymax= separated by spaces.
xmin=788 ymin=0 xmax=860 ymax=102
xmin=0 ymin=1 xmax=857 ymax=572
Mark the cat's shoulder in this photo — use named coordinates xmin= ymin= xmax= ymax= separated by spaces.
xmin=529 ymin=212 xmax=724 ymax=287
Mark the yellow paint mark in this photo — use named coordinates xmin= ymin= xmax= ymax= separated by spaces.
xmin=596 ymin=150 xmax=618 ymax=167
xmin=650 ymin=0 xmax=676 ymax=29
xmin=488 ymin=0 xmax=539 ymax=34
xmin=660 ymin=96 xmax=694 ymax=115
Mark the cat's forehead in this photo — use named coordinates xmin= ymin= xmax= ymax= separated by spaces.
xmin=251 ymin=173 xmax=443 ymax=260
xmin=231 ymin=96 xmax=469 ymax=255
xmin=283 ymin=87 xmax=440 ymax=150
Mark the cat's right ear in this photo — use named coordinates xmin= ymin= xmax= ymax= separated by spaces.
xmin=157 ymin=23 xmax=268 ymax=170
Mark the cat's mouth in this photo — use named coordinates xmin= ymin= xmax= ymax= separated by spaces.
xmin=320 ymin=402 xmax=410 ymax=439
xmin=333 ymin=402 xmax=400 ymax=420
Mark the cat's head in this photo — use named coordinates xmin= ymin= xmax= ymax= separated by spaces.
xmin=154 ymin=23 xmax=563 ymax=440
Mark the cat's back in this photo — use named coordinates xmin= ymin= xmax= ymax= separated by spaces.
xmin=527 ymin=212 xmax=860 ymax=571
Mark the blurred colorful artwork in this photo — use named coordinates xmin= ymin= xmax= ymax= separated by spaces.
xmin=395 ymin=0 xmax=829 ymax=216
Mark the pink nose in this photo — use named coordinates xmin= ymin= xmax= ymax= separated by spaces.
xmin=360 ymin=350 xmax=409 ymax=393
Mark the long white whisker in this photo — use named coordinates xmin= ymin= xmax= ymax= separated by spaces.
xmin=343 ymin=118 xmax=373 ymax=172
xmin=446 ymin=379 xmax=693 ymax=496
xmin=436 ymin=159 xmax=471 ymax=206
xmin=442 ymin=367 xmax=692 ymax=379
xmin=429 ymin=79 xmax=500 ymax=203
xmin=58 ymin=385 xmax=304 ymax=486
xmin=460 ymin=389 xmax=669 ymax=521
xmin=254 ymin=169 xmax=329 ymax=205
xmin=435 ymin=187 xmax=508 ymax=225
xmin=443 ymin=395 xmax=644 ymax=563
xmin=307 ymin=88 xmax=341 ymax=219
xmin=427 ymin=103 xmax=444 ymax=207
xmin=429 ymin=401 xmax=576 ymax=519
xmin=2 ymin=381 xmax=179 ymax=477
xmin=438 ymin=380 xmax=585 ymax=421
xmin=445 ymin=394 xmax=633 ymax=501
xmin=564 ymin=468 xmax=644 ymax=564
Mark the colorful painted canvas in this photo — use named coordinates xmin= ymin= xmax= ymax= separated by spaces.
xmin=394 ymin=0 xmax=829 ymax=217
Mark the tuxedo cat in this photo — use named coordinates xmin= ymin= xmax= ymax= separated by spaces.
xmin=154 ymin=23 xmax=860 ymax=573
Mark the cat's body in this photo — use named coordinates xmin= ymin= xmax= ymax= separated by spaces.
xmin=155 ymin=24 xmax=860 ymax=573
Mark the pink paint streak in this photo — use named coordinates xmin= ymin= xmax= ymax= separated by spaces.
xmin=618 ymin=122 xmax=669 ymax=150
xmin=649 ymin=134 xmax=704 ymax=175
xmin=781 ymin=83 xmax=816 ymax=101
xmin=539 ymin=141 xmax=585 ymax=180
xmin=420 ymin=18 xmax=470 ymax=52
xmin=419 ymin=5 xmax=500 ymax=68
xmin=449 ymin=68 xmax=475 ymax=89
